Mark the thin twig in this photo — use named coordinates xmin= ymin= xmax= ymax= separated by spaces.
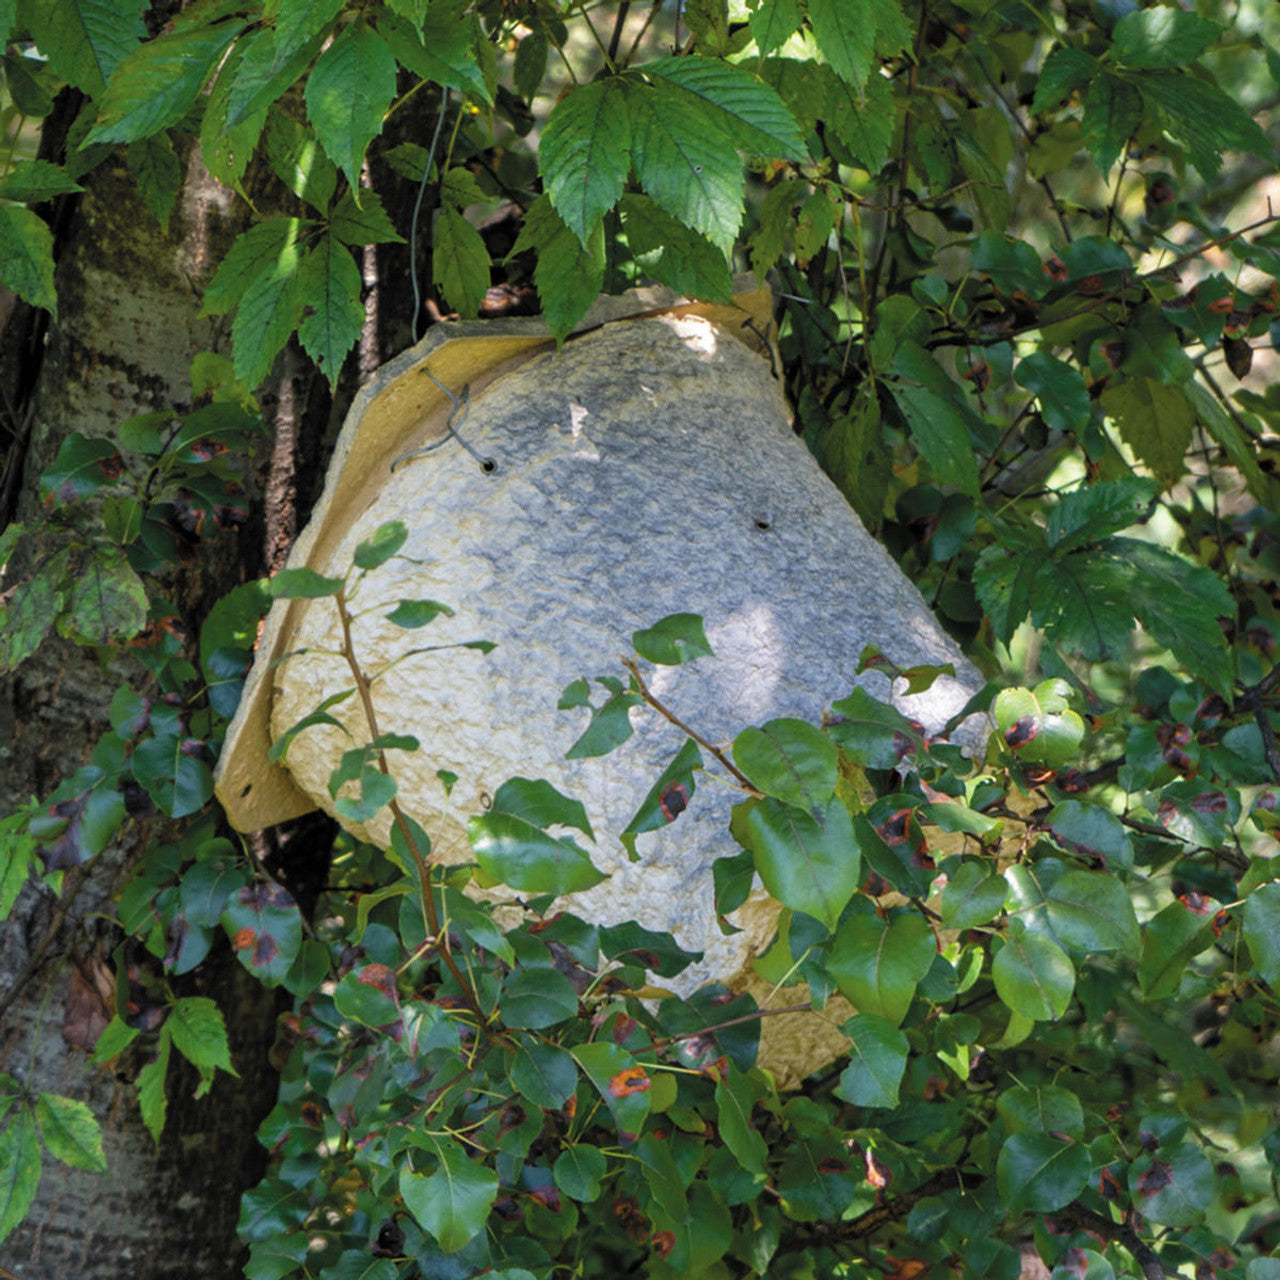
xmin=648 ymin=1002 xmax=813 ymax=1051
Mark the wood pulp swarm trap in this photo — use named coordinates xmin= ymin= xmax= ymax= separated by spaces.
xmin=216 ymin=283 xmax=985 ymax=1085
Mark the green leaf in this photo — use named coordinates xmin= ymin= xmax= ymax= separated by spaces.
xmin=834 ymin=1013 xmax=909 ymax=1108
xmin=826 ymin=686 xmax=925 ymax=768
xmin=643 ymin=55 xmax=806 ymax=157
xmin=1139 ymin=902 xmax=1212 ymax=999
xmin=997 ymin=1132 xmax=1090 ymax=1212
xmin=826 ymin=68 xmax=895 ymax=175
xmin=304 ymin=20 xmax=397 ymax=190
xmin=501 ymin=966 xmax=578 ymax=1030
xmin=511 ymin=194 xmax=605 ymax=343
xmin=1044 ymin=478 xmax=1156 ymax=553
xmin=621 ymin=738 xmax=703 ymax=857
xmin=1183 ymin=379 xmax=1271 ymax=503
xmin=1015 ymin=352 xmax=1091 ymax=434
xmin=266 ymin=567 xmax=345 ymax=599
xmin=136 ymin=1029 xmax=170 ymax=1144
xmin=221 ymin=882 xmax=303 ymax=986
xmin=997 ymin=1083 xmax=1084 ymax=1136
xmin=563 ymin=683 xmax=642 ymax=760
xmin=1112 ymin=9 xmax=1220 ymax=70
xmin=1043 ymin=869 xmax=1140 ymax=958
xmin=237 ymin=1178 xmax=311 ymax=1245
xmin=378 ymin=4 xmax=491 ymax=104
xmin=510 ymin=1039 xmax=577 ymax=1110
xmin=0 ymin=809 xmax=36 ymax=918
xmin=1031 ymin=46 xmax=1097 ymax=115
xmin=941 ymin=862 xmax=1008 ymax=930
xmin=202 ymin=218 xmax=306 ymax=317
xmin=35 ymin=1094 xmax=105 ymax=1172
xmin=25 ymin=0 xmax=146 ymax=97
xmin=329 ymin=188 xmax=403 ymax=246
xmin=85 ymin=19 xmax=242 ymax=145
xmin=808 ymin=0 xmax=910 ymax=88
xmin=385 ymin=598 xmax=454 ymax=628
xmin=488 ymin=777 xmax=593 ymax=840
xmin=180 ymin=849 xmax=249 ymax=928
xmin=468 ymin=812 xmax=605 ymax=895
xmin=715 ymin=1066 xmax=769 ymax=1172
xmin=225 ymin=25 xmax=327 ymax=126
xmin=1045 ymin=801 xmax=1132 ymax=870
xmin=433 ymin=204 xmax=490 ymax=317
xmin=628 ymin=79 xmax=747 ymax=256
xmin=200 ymin=38 xmax=267 ymax=193
xmin=131 ymin=734 xmax=214 ymax=819
xmin=126 ymin=132 xmax=181 ymax=228
xmin=40 ymin=434 xmax=120 ymax=506
xmin=0 ymin=160 xmax=83 ymax=201
xmin=992 ymin=924 xmax=1074 ymax=1021
xmin=553 ymin=1144 xmax=607 ymax=1203
xmin=633 ymin=612 xmax=713 ymax=665
xmin=0 ymin=1109 xmax=40 ymax=1245
xmin=231 ymin=239 xmax=305 ymax=387
xmin=1129 ymin=1144 xmax=1214 ymax=1226
xmin=1080 ymin=73 xmax=1142 ymax=173
xmin=333 ymin=963 xmax=401 ymax=1027
xmin=751 ymin=0 xmax=803 ymax=55
xmin=296 ymin=234 xmax=364 ymax=385
xmin=266 ymin=113 xmax=337 ymax=214
xmin=600 ymin=920 xmax=703 ymax=977
xmin=61 ymin=546 xmax=148 ymax=645
xmin=1139 ymin=70 xmax=1272 ymax=180
xmin=570 ymin=1042 xmax=650 ymax=1141
xmin=618 ymin=193 xmax=733 ymax=301
xmin=1243 ymin=880 xmax=1280 ymax=987
xmin=829 ymin=912 xmax=936 ymax=1025
xmin=89 ymin=1015 xmax=138 ymax=1063
xmin=541 ymin=77 xmax=632 ymax=247
xmin=333 ymin=767 xmax=397 ymax=824
xmin=734 ymin=718 xmax=837 ymax=811
xmin=890 ymin=382 xmax=981 ymax=496
xmin=353 ymin=520 xmax=408 ymax=571
xmin=400 ymin=1138 xmax=498 ymax=1252
xmin=745 ymin=796 xmax=860 ymax=930
xmin=0 ymin=204 xmax=58 ymax=315
xmin=167 ymin=996 xmax=235 ymax=1078
xmin=1100 ymin=378 xmax=1194 ymax=491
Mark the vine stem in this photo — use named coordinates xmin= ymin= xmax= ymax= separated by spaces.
xmin=621 ymin=656 xmax=761 ymax=795
xmin=648 ymin=1001 xmax=814 ymax=1052
xmin=334 ymin=588 xmax=488 ymax=1030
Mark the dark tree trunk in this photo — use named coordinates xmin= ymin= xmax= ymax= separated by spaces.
xmin=0 ymin=114 xmax=338 ymax=1278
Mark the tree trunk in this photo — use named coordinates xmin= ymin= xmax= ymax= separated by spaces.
xmin=0 ymin=122 xmax=333 ymax=1278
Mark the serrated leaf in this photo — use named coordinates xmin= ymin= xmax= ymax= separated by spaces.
xmin=0 ymin=159 xmax=83 ymax=201
xmin=0 ymin=1108 xmax=40 ymax=1244
xmin=829 ymin=912 xmax=935 ymax=1025
xmin=1101 ymin=378 xmax=1194 ymax=491
xmin=891 ymin=382 xmax=981 ymax=496
xmin=511 ymin=194 xmax=605 ymax=343
xmin=35 ymin=1094 xmax=105 ymax=1171
xmin=125 ymin=132 xmax=181 ymax=228
xmin=1139 ymin=70 xmax=1272 ymax=180
xmin=400 ymin=1138 xmax=498 ymax=1252
xmin=628 ymin=79 xmax=746 ymax=256
xmin=835 ymin=1013 xmax=909 ymax=1108
xmin=61 ymin=546 xmax=147 ymax=645
xmin=541 ymin=77 xmax=632 ymax=247
xmin=305 ymin=21 xmax=396 ymax=189
xmin=136 ymin=1030 xmax=170 ymax=1144
xmin=643 ymin=55 xmax=806 ymax=157
xmin=1112 ymin=8 xmax=1220 ymax=69
xmin=992 ymin=925 xmax=1074 ymax=1020
xmin=329 ymin=188 xmax=403 ymax=246
xmin=202 ymin=218 xmax=306 ymax=317
xmin=619 ymin=193 xmax=732 ymax=301
xmin=1031 ymin=46 xmax=1097 ymax=115
xmin=826 ymin=68 xmax=895 ymax=174
xmin=751 ymin=0 xmax=803 ymax=55
xmin=808 ymin=0 xmax=909 ymax=88
xmin=226 ymin=24 xmax=327 ymax=126
xmin=199 ymin=46 xmax=264 ymax=192
xmin=1080 ymin=73 xmax=1142 ymax=173
xmin=433 ymin=204 xmax=489 ymax=317
xmin=296 ymin=234 xmax=364 ymax=385
xmin=167 ymin=996 xmax=235 ymax=1077
xmin=266 ymin=113 xmax=337 ymax=213
xmin=378 ymin=4 xmax=491 ymax=103
xmin=1044 ymin=478 xmax=1157 ymax=553
xmin=26 ymin=0 xmax=146 ymax=97
xmin=85 ymin=19 xmax=242 ymax=145
xmin=0 ymin=204 xmax=58 ymax=314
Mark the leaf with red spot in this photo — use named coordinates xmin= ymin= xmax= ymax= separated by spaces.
xmin=334 ymin=963 xmax=401 ymax=1027
xmin=221 ymin=882 xmax=302 ymax=986
xmin=1128 ymin=1144 xmax=1214 ymax=1225
xmin=570 ymin=1042 xmax=650 ymax=1142
xmin=39 ymin=434 xmax=125 ymax=507
xmin=599 ymin=920 xmax=702 ymax=978
xmin=993 ymin=682 xmax=1085 ymax=768
xmin=1156 ymin=781 xmax=1239 ymax=848
xmin=621 ymin=739 xmax=702 ymax=860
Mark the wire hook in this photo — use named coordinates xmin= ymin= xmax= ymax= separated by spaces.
xmin=391 ymin=372 xmax=494 ymax=474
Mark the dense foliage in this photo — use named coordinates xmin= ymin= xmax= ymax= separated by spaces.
xmin=1 ymin=1 xmax=1280 ymax=1278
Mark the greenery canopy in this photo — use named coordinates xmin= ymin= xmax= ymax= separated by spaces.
xmin=1 ymin=1 xmax=1280 ymax=1278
